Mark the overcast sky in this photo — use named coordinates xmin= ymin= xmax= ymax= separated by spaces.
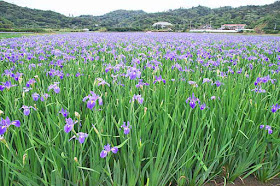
xmin=4 ymin=0 xmax=277 ymax=16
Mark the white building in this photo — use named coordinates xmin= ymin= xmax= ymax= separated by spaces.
xmin=221 ymin=24 xmax=246 ymax=30
xmin=152 ymin=22 xmax=173 ymax=29
xmin=82 ymin=28 xmax=90 ymax=32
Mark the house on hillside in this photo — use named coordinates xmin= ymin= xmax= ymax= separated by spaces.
xmin=152 ymin=22 xmax=173 ymax=29
xmin=199 ymin=24 xmax=213 ymax=30
xmin=82 ymin=28 xmax=90 ymax=32
xmin=221 ymin=24 xmax=246 ymax=30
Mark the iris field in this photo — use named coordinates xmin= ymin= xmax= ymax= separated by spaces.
xmin=0 ymin=33 xmax=279 ymax=185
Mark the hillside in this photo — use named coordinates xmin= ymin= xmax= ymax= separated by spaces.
xmin=0 ymin=1 xmax=94 ymax=29
xmin=97 ymin=10 xmax=147 ymax=27
xmin=0 ymin=0 xmax=279 ymax=33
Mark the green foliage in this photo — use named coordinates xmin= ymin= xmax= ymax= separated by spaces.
xmin=0 ymin=1 xmax=96 ymax=29
xmin=0 ymin=28 xmax=48 ymax=32
xmin=0 ymin=0 xmax=279 ymax=33
xmin=106 ymin=27 xmax=144 ymax=32
xmin=0 ymin=33 xmax=33 ymax=39
xmin=0 ymin=17 xmax=14 ymax=28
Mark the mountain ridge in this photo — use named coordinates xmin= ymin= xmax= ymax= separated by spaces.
xmin=0 ymin=1 xmax=279 ymax=33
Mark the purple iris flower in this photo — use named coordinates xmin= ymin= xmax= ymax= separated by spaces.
xmin=186 ymin=93 xmax=200 ymax=109
xmin=26 ymin=78 xmax=36 ymax=88
xmin=111 ymin=147 xmax=119 ymax=154
xmin=265 ymin=125 xmax=271 ymax=130
xmin=121 ymin=121 xmax=130 ymax=135
xmin=83 ymin=91 xmax=103 ymax=110
xmin=100 ymin=144 xmax=111 ymax=158
xmin=2 ymin=69 xmax=13 ymax=77
xmin=100 ymin=144 xmax=118 ymax=158
xmin=212 ymin=81 xmax=223 ymax=87
xmin=202 ymin=78 xmax=212 ymax=84
xmin=271 ymin=104 xmax=280 ymax=113
xmin=32 ymin=93 xmax=40 ymax=101
xmin=48 ymin=82 xmax=60 ymax=93
xmin=200 ymin=103 xmax=206 ymax=110
xmin=249 ymin=63 xmax=253 ymax=70
xmin=0 ymin=81 xmax=17 ymax=91
xmin=23 ymin=87 xmax=32 ymax=92
xmin=98 ymin=80 xmax=110 ymax=86
xmin=98 ymin=98 xmax=103 ymax=105
xmin=75 ymin=73 xmax=81 ymax=77
xmin=211 ymin=96 xmax=217 ymax=100
xmin=0 ymin=117 xmax=20 ymax=135
xmin=96 ymin=78 xmax=110 ymax=87
xmin=77 ymin=132 xmax=88 ymax=143
xmin=260 ymin=125 xmax=273 ymax=134
xmin=13 ymin=72 xmax=23 ymax=81
xmin=69 ymin=132 xmax=88 ymax=144
xmin=47 ymin=69 xmax=64 ymax=79
xmin=227 ymin=68 xmax=234 ymax=75
xmin=105 ymin=64 xmax=112 ymax=73
xmin=188 ymin=81 xmax=198 ymax=87
xmin=4 ymin=81 xmax=17 ymax=89
xmin=254 ymin=75 xmax=276 ymax=86
xmin=64 ymin=118 xmax=77 ymax=133
xmin=59 ymin=108 xmax=69 ymax=118
xmin=171 ymin=63 xmax=183 ymax=71
xmin=237 ymin=68 xmax=243 ymax=74
xmin=153 ymin=75 xmax=166 ymax=84
xmin=126 ymin=67 xmax=141 ymax=80
xmin=131 ymin=94 xmax=144 ymax=104
xmin=135 ymin=79 xmax=149 ymax=88
xmin=0 ymin=85 xmax=4 ymax=91
xmin=251 ymin=88 xmax=266 ymax=93
xmin=21 ymin=105 xmax=36 ymax=116
xmin=40 ymin=93 xmax=50 ymax=101
xmin=29 ymin=64 xmax=36 ymax=70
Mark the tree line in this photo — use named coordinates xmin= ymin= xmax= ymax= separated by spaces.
xmin=0 ymin=1 xmax=279 ymax=33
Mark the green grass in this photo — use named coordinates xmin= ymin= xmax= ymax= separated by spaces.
xmin=0 ymin=33 xmax=34 ymax=39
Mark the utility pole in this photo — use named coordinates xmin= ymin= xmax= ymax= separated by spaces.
xmin=210 ymin=21 xmax=212 ymax=29
xmin=274 ymin=23 xmax=277 ymax=30
xmin=189 ymin=21 xmax=192 ymax=30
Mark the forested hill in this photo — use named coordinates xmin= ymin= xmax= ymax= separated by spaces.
xmin=0 ymin=1 xmax=94 ymax=29
xmin=0 ymin=0 xmax=279 ymax=33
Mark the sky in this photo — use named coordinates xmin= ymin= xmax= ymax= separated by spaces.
xmin=4 ymin=0 xmax=277 ymax=16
